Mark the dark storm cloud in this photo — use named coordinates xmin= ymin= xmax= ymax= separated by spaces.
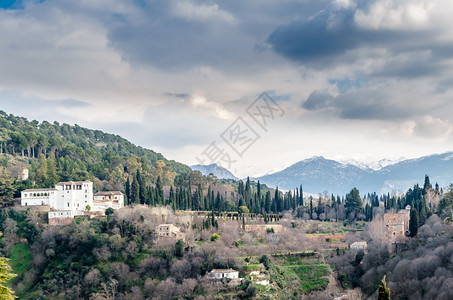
xmin=303 ymin=91 xmax=333 ymax=111
xmin=164 ymin=92 xmax=191 ymax=99
xmin=302 ymin=89 xmax=417 ymax=120
xmin=266 ymin=0 xmax=453 ymax=79
xmin=102 ymin=0 xmax=329 ymax=72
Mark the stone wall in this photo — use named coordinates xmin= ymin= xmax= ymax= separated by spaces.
xmin=244 ymin=224 xmax=285 ymax=235
xmin=49 ymin=217 xmax=73 ymax=226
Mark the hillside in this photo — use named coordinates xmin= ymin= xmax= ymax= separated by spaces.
xmin=0 ymin=111 xmax=192 ymax=197
xmin=0 ymin=111 xmax=190 ymax=174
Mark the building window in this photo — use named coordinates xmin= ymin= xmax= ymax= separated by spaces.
xmin=68 ymin=203 xmax=70 ymax=207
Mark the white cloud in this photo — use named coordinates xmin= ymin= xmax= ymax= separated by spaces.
xmin=414 ymin=115 xmax=453 ymax=140
xmin=354 ymin=0 xmax=436 ymax=30
xmin=190 ymin=95 xmax=235 ymax=121
xmin=173 ymin=1 xmax=236 ymax=24
xmin=1 ymin=0 xmax=453 ymax=175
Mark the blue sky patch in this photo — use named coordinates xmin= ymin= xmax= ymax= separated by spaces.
xmin=0 ymin=0 xmax=23 ymax=10
xmin=329 ymin=78 xmax=368 ymax=94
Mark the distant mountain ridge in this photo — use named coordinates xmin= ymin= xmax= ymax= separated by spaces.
xmin=191 ymin=163 xmax=238 ymax=180
xmin=254 ymin=152 xmax=453 ymax=195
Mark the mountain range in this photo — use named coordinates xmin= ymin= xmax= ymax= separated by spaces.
xmin=193 ymin=152 xmax=453 ymax=195
xmin=190 ymin=163 xmax=238 ymax=180
xmin=255 ymin=152 xmax=453 ymax=195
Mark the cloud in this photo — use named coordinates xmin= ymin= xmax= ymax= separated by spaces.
xmin=267 ymin=0 xmax=453 ymax=79
xmin=414 ymin=115 xmax=452 ymax=140
xmin=0 ymin=90 xmax=90 ymax=123
xmin=173 ymin=1 xmax=236 ymax=24
xmin=303 ymin=91 xmax=334 ymax=111
xmin=301 ymin=82 xmax=446 ymax=121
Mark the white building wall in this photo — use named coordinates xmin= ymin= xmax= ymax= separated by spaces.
xmin=224 ymin=272 xmax=239 ymax=279
xmin=20 ymin=190 xmax=56 ymax=206
xmin=48 ymin=210 xmax=84 ymax=219
xmin=55 ymin=181 xmax=93 ymax=211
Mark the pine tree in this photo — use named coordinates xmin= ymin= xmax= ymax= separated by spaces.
xmin=345 ymin=187 xmax=363 ymax=215
xmin=0 ymin=255 xmax=16 ymax=299
xmin=378 ymin=275 xmax=390 ymax=300
xmin=46 ymin=152 xmax=59 ymax=186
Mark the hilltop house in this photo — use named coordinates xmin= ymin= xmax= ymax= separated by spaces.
xmin=350 ymin=241 xmax=368 ymax=253
xmin=153 ymin=224 xmax=185 ymax=244
xmin=93 ymin=191 xmax=124 ymax=211
xmin=20 ymin=181 xmax=122 ymax=225
xmin=207 ymin=269 xmax=239 ymax=280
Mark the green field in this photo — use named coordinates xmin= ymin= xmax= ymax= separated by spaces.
xmin=283 ymin=262 xmax=330 ymax=293
xmin=8 ymin=243 xmax=32 ymax=279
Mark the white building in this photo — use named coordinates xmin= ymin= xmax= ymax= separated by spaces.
xmin=20 ymin=181 xmax=122 ymax=224
xmin=21 ymin=188 xmax=57 ymax=206
xmin=93 ymin=191 xmax=124 ymax=211
xmin=207 ymin=269 xmax=239 ymax=280
xmin=54 ymin=181 xmax=94 ymax=211
xmin=350 ymin=241 xmax=367 ymax=253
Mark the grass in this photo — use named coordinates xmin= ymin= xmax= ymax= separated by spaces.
xmin=280 ymin=259 xmax=330 ymax=294
xmin=8 ymin=243 xmax=32 ymax=279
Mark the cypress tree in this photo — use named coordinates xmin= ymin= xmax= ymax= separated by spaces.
xmin=131 ymin=175 xmax=139 ymax=204
xmin=409 ymin=208 xmax=418 ymax=237
xmin=378 ymin=275 xmax=390 ymax=300
xmin=125 ymin=176 xmax=131 ymax=205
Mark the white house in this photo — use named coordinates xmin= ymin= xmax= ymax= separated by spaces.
xmin=350 ymin=241 xmax=367 ymax=253
xmin=93 ymin=191 xmax=124 ymax=211
xmin=207 ymin=269 xmax=239 ymax=280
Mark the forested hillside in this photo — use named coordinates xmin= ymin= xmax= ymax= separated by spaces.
xmin=0 ymin=111 xmax=189 ymax=173
xmin=0 ymin=111 xmax=190 ymax=197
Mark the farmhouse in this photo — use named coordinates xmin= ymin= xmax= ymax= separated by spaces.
xmin=93 ymin=191 xmax=124 ymax=211
xmin=207 ymin=269 xmax=239 ymax=280
xmin=20 ymin=181 xmax=123 ymax=225
xmin=153 ymin=224 xmax=185 ymax=244
xmin=350 ymin=241 xmax=367 ymax=253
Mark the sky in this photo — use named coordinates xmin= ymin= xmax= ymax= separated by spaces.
xmin=1 ymin=0 xmax=453 ymax=178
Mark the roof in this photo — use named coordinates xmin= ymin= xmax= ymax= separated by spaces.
xmin=22 ymin=188 xmax=58 ymax=192
xmin=94 ymin=191 xmax=124 ymax=196
xmin=351 ymin=241 xmax=367 ymax=247
xmin=210 ymin=269 xmax=238 ymax=273
xmin=56 ymin=181 xmax=92 ymax=185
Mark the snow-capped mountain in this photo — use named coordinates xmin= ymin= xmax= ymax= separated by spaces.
xmin=339 ymin=157 xmax=407 ymax=171
xmin=191 ymin=163 xmax=238 ymax=180
xmin=256 ymin=152 xmax=453 ymax=195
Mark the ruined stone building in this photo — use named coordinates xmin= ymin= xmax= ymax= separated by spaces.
xmin=384 ymin=205 xmax=411 ymax=243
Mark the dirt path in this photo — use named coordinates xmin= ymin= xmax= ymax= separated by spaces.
xmin=325 ymin=264 xmax=343 ymax=297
